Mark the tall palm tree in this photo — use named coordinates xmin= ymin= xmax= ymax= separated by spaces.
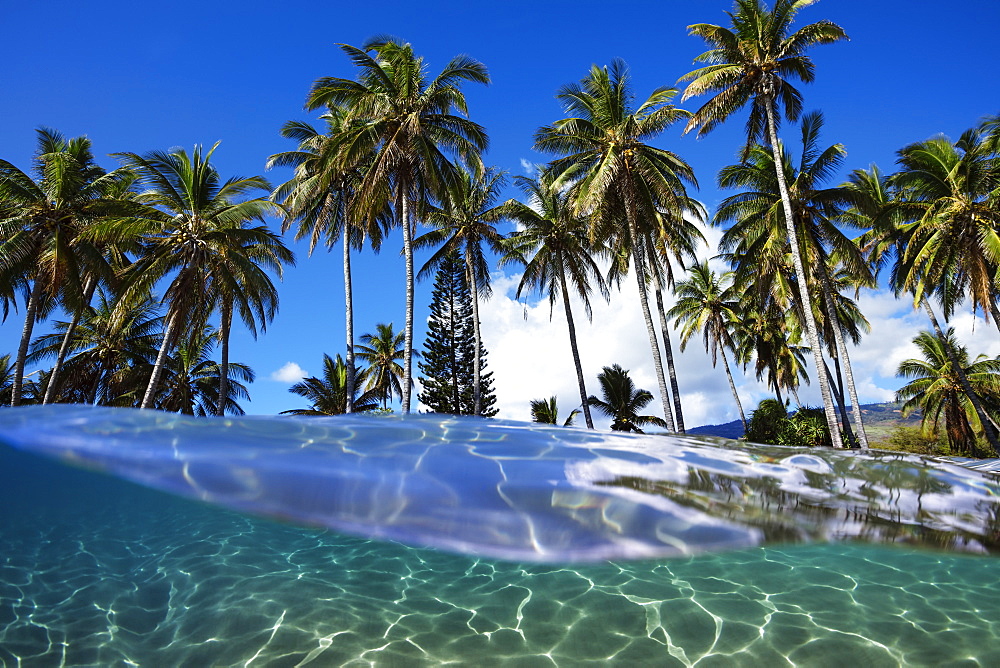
xmin=112 ymin=143 xmax=281 ymax=410
xmin=268 ymin=106 xmax=388 ymax=413
xmin=356 ymin=322 xmax=408 ymax=408
xmin=897 ymin=329 xmax=1000 ymax=457
xmin=204 ymin=222 xmax=292 ymax=415
xmin=892 ymin=127 xmax=1000 ymax=328
xmin=530 ymin=396 xmax=580 ymax=426
xmin=415 ymin=167 xmax=507 ymax=415
xmin=680 ymin=0 xmax=848 ymax=447
xmin=535 ymin=59 xmax=697 ymax=430
xmin=41 ymin=171 xmax=143 ymax=405
xmin=850 ymin=164 xmax=1000 ymax=454
xmin=587 ymin=364 xmax=669 ymax=434
xmin=306 ymin=37 xmax=490 ymax=414
xmin=714 ymin=111 xmax=871 ymax=446
xmin=0 ymin=128 xmax=132 ymax=406
xmin=502 ymin=166 xmax=609 ymax=429
xmin=281 ymin=353 xmax=381 ymax=416
xmin=668 ymin=261 xmax=748 ymax=430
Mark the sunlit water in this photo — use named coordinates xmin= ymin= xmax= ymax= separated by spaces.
xmin=1 ymin=406 xmax=998 ymax=665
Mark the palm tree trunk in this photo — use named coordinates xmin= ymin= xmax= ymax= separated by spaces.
xmin=824 ymin=357 xmax=855 ymax=445
xmin=653 ymin=281 xmax=685 ymax=433
xmin=466 ymin=249 xmax=482 ymax=415
xmin=627 ymin=227 xmax=676 ymax=431
xmin=719 ymin=346 xmax=747 ymax=431
xmin=12 ymin=279 xmax=45 ymax=407
xmin=990 ymin=301 xmax=1000 ymax=334
xmin=44 ymin=276 xmax=98 ymax=404
xmin=557 ymin=252 xmax=595 ymax=429
xmin=344 ymin=234 xmax=355 ymax=414
xmin=763 ymin=100 xmax=843 ymax=448
xmin=217 ymin=303 xmax=232 ymax=416
xmin=819 ymin=274 xmax=869 ymax=448
xmin=644 ymin=244 xmax=685 ymax=431
xmin=401 ymin=191 xmax=414 ymax=414
xmin=922 ymin=297 xmax=1000 ymax=455
xmin=141 ymin=311 xmax=178 ymax=409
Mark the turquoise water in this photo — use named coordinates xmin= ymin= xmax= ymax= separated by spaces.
xmin=2 ymin=407 xmax=999 ymax=665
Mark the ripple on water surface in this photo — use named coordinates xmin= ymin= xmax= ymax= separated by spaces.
xmin=1 ymin=407 xmax=999 ymax=665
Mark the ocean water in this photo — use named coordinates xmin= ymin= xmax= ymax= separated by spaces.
xmin=1 ymin=407 xmax=999 ymax=666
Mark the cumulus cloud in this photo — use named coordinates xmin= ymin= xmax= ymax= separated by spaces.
xmin=480 ymin=265 xmax=1000 ymax=429
xmin=519 ymin=158 xmax=536 ymax=175
xmin=270 ymin=362 xmax=308 ymax=383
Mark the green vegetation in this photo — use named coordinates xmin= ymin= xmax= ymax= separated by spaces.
xmin=417 ymin=252 xmax=498 ymax=416
xmin=2 ymin=3 xmax=1000 ymax=456
xmin=587 ymin=364 xmax=668 ymax=434
xmin=744 ymin=399 xmax=833 ymax=448
xmin=529 ymin=396 xmax=579 ymax=427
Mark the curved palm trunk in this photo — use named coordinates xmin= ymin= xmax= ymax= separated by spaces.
xmin=44 ymin=276 xmax=98 ymax=404
xmin=141 ymin=311 xmax=178 ymax=409
xmin=465 ymin=249 xmax=482 ymax=415
xmin=217 ymin=303 xmax=232 ymax=416
xmin=557 ymin=251 xmax=595 ymax=429
xmin=12 ymin=279 xmax=45 ymax=407
xmin=400 ymin=191 xmax=414 ymax=415
xmin=763 ymin=100 xmax=843 ymax=448
xmin=627 ymin=227 xmax=676 ymax=431
xmin=652 ymin=279 xmax=685 ymax=432
xmin=819 ymin=275 xmax=869 ymax=449
xmin=719 ymin=346 xmax=747 ymax=431
xmin=922 ymin=298 xmax=1000 ymax=455
xmin=344 ymin=234 xmax=355 ymax=414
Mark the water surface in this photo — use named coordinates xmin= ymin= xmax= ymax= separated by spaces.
xmin=1 ymin=406 xmax=998 ymax=665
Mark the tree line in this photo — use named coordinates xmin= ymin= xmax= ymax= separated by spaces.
xmin=2 ymin=1 xmax=1000 ymax=457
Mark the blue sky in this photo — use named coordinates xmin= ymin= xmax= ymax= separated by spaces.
xmin=4 ymin=0 xmax=999 ymax=425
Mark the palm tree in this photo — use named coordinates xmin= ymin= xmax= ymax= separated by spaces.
xmin=502 ymin=167 xmax=608 ymax=430
xmin=714 ymin=111 xmax=872 ymax=446
xmin=587 ymin=364 xmax=669 ymax=434
xmin=112 ymin=143 xmax=281 ymax=410
xmin=680 ymin=0 xmax=848 ymax=447
xmin=668 ymin=261 xmax=747 ymax=430
xmin=897 ymin=329 xmax=1000 ymax=457
xmin=415 ymin=167 xmax=507 ymax=415
xmin=155 ymin=325 xmax=254 ymax=416
xmin=25 ymin=285 xmax=162 ymax=405
xmin=735 ymin=301 xmax=809 ymax=405
xmin=281 ymin=353 xmax=381 ymax=416
xmin=306 ymin=37 xmax=490 ymax=414
xmin=268 ymin=106 xmax=389 ymax=413
xmin=0 ymin=354 xmax=15 ymax=405
xmin=0 ymin=128 xmax=133 ymax=406
xmin=535 ymin=59 xmax=697 ymax=430
xmin=892 ymin=127 xmax=1000 ymax=328
xmin=356 ymin=322 xmax=408 ymax=408
xmin=530 ymin=396 xmax=580 ymax=426
xmin=850 ymin=164 xmax=1000 ymax=454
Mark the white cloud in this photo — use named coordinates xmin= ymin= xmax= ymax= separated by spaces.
xmin=519 ymin=158 xmax=536 ymax=175
xmin=480 ymin=265 xmax=1000 ymax=430
xmin=270 ymin=362 xmax=308 ymax=383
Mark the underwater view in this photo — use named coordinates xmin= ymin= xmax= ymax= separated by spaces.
xmin=2 ymin=406 xmax=999 ymax=665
